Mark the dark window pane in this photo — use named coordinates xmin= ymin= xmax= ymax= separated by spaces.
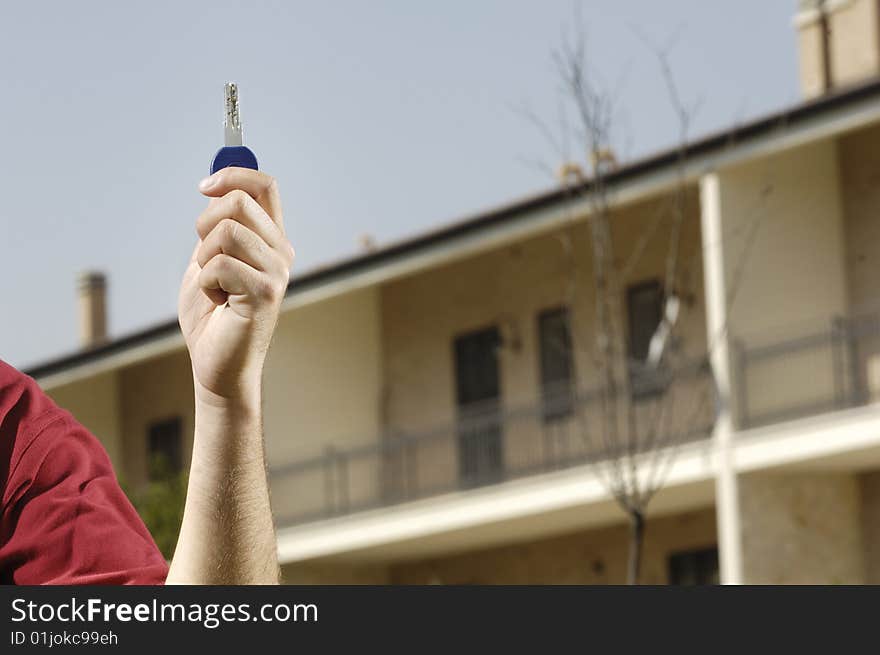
xmin=627 ymin=280 xmax=665 ymax=398
xmin=454 ymin=327 xmax=502 ymax=486
xmin=668 ymin=547 xmax=719 ymax=585
xmin=147 ymin=417 xmax=183 ymax=480
xmin=538 ymin=307 xmax=574 ymax=421
xmin=627 ymin=280 xmax=663 ymax=362
xmin=454 ymin=327 xmax=501 ymax=406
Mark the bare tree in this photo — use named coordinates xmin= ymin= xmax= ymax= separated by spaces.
xmin=520 ymin=16 xmax=772 ymax=584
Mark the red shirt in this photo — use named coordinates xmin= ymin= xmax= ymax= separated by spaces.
xmin=0 ymin=360 xmax=168 ymax=584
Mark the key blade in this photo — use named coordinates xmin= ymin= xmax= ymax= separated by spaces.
xmin=224 ymin=82 xmax=243 ymax=146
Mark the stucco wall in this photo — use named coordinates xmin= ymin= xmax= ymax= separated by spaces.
xmin=118 ymin=350 xmax=195 ymax=490
xmin=839 ymin=122 xmax=880 ymax=315
xmin=281 ymin=562 xmax=390 ymax=585
xmin=716 ymin=139 xmax=849 ymax=425
xmin=739 ymin=472 xmax=865 ymax=584
xmin=46 ymin=370 xmax=123 ymax=467
xmin=860 ymin=470 xmax=880 ymax=584
xmin=836 ymin=123 xmax=880 ymax=404
xmin=720 ymin=140 xmax=848 ymax=335
xmin=264 ymin=287 xmax=384 ymax=524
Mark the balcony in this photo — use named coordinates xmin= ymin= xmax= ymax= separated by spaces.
xmin=735 ymin=313 xmax=880 ymax=429
xmin=269 ymin=313 xmax=880 ymax=531
xmin=271 ymin=358 xmax=715 ymax=528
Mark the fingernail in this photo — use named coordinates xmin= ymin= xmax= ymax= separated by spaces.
xmin=198 ymin=174 xmax=217 ymax=192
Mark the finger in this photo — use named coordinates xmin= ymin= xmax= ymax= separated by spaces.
xmin=198 ymin=254 xmax=284 ymax=307
xmin=196 ymin=189 xmax=286 ymax=252
xmin=197 ymin=218 xmax=287 ymax=274
xmin=198 ymin=167 xmax=285 ymax=234
xmin=188 ymin=239 xmax=201 ymax=264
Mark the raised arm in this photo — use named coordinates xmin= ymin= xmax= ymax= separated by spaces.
xmin=166 ymin=167 xmax=294 ymax=584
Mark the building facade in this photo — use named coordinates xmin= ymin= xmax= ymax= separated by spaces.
xmin=23 ymin=1 xmax=880 ymax=584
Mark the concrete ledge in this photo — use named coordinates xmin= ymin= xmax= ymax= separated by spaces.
xmin=276 ymin=439 xmax=717 ymax=564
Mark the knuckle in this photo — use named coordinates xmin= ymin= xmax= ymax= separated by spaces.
xmin=215 ymin=253 xmax=234 ymax=274
xmin=196 ymin=242 xmax=209 ymax=267
xmin=262 ymin=213 xmax=278 ymax=236
xmin=260 ymin=272 xmax=286 ymax=303
xmin=227 ymin=189 xmax=249 ymax=211
xmin=197 ymin=262 xmax=215 ymax=287
xmin=271 ymin=252 xmax=290 ymax=277
xmin=275 ymin=272 xmax=289 ymax=298
xmin=195 ymin=212 xmax=211 ymax=239
xmin=273 ymin=280 xmax=287 ymax=302
xmin=264 ymin=176 xmax=279 ymax=195
xmin=219 ymin=218 xmax=239 ymax=243
xmin=255 ymin=275 xmax=276 ymax=301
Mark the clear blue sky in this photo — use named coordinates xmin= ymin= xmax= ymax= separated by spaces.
xmin=0 ymin=1 xmax=799 ymax=368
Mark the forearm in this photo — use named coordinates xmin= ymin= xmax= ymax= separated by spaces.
xmin=166 ymin=382 xmax=279 ymax=585
xmin=169 ymin=166 xmax=290 ymax=584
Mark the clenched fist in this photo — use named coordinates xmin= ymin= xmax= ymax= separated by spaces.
xmin=177 ymin=167 xmax=294 ymax=403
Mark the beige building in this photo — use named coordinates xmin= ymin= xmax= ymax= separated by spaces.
xmin=23 ymin=1 xmax=880 ymax=584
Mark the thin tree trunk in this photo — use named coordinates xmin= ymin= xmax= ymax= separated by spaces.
xmin=627 ymin=510 xmax=645 ymax=585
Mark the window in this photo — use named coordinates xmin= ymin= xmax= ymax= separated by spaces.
xmin=667 ymin=547 xmax=719 ymax=585
xmin=538 ymin=307 xmax=574 ymax=421
xmin=454 ymin=327 xmax=503 ymax=485
xmin=147 ymin=417 xmax=183 ymax=480
xmin=626 ymin=280 xmax=665 ymax=397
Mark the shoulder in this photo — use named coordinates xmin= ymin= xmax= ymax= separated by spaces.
xmin=0 ymin=359 xmax=59 ymax=424
xmin=0 ymin=359 xmax=68 ymax=499
xmin=0 ymin=361 xmax=167 ymax=584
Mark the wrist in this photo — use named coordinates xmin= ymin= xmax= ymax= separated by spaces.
xmin=191 ymin=378 xmax=264 ymax=473
xmin=193 ymin=375 xmax=262 ymax=422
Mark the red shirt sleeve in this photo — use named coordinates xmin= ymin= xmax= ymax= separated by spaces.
xmin=0 ymin=364 xmax=169 ymax=585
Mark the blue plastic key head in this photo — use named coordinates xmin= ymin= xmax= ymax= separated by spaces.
xmin=211 ymin=82 xmax=259 ymax=173
xmin=211 ymin=146 xmax=259 ymax=174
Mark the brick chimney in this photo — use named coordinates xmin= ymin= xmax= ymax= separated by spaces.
xmin=77 ymin=271 xmax=108 ymax=348
xmin=796 ymin=0 xmax=880 ymax=98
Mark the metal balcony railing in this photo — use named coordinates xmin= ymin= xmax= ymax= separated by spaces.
xmin=735 ymin=313 xmax=880 ymax=429
xmin=270 ymin=357 xmax=715 ymax=528
xmin=268 ymin=314 xmax=880 ymax=528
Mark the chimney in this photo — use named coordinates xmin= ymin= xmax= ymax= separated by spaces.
xmin=77 ymin=271 xmax=108 ymax=348
xmin=796 ymin=0 xmax=880 ymax=98
xmin=358 ymin=233 xmax=379 ymax=253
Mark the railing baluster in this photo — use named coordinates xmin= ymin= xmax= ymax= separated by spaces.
xmin=845 ymin=317 xmax=863 ymax=407
xmin=734 ymin=338 xmax=749 ymax=430
xmin=831 ymin=316 xmax=845 ymax=409
xmin=337 ymin=450 xmax=349 ymax=514
xmin=323 ymin=445 xmax=336 ymax=516
xmin=406 ymin=436 xmax=418 ymax=500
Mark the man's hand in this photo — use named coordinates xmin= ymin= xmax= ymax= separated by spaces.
xmin=178 ymin=167 xmax=294 ymax=403
xmin=167 ymin=167 xmax=292 ymax=585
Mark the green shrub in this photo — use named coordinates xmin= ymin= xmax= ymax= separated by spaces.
xmin=123 ymin=455 xmax=187 ymax=560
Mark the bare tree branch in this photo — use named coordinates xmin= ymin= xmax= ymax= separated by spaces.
xmin=513 ymin=10 xmax=785 ymax=584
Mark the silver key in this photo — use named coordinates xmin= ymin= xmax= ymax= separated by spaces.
xmin=224 ymin=82 xmax=244 ymax=147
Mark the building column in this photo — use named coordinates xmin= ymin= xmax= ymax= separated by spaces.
xmin=699 ymin=173 xmax=743 ymax=585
